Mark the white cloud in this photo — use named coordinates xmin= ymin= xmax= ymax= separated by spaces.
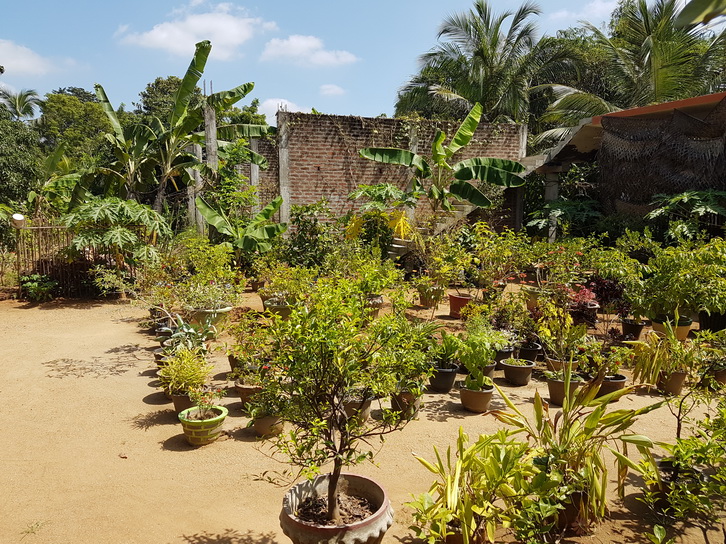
xmin=320 ymin=84 xmax=345 ymax=96
xmin=118 ymin=4 xmax=276 ymax=60
xmin=261 ymin=35 xmax=358 ymax=67
xmin=548 ymin=0 xmax=618 ymax=25
xmin=259 ymin=98 xmax=311 ymax=122
xmin=0 ymin=40 xmax=55 ymax=76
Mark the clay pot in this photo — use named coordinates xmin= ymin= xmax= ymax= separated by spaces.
xmin=390 ymin=392 xmax=421 ymax=418
xmin=546 ymin=378 xmax=583 ymax=407
xmin=652 ymin=317 xmax=692 ymax=341
xmin=545 ymin=358 xmax=579 ymax=372
xmin=234 ymin=381 xmax=263 ymax=407
xmin=170 ymin=393 xmax=196 ymax=414
xmin=280 ymin=473 xmax=394 ymax=544
xmin=459 ymin=387 xmax=494 ymax=413
xmin=344 ymin=397 xmax=373 ymax=422
xmin=517 ymin=342 xmax=541 ymax=361
xmin=448 ymin=293 xmax=473 ymax=319
xmin=252 ymin=415 xmax=283 ymax=437
xmin=621 ymin=319 xmax=647 ymax=340
xmin=657 ymin=370 xmax=688 ymax=396
xmin=494 ymin=346 xmax=515 ymax=369
xmin=178 ymin=405 xmax=228 ymax=446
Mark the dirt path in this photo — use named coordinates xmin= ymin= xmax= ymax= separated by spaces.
xmin=0 ymin=297 xmax=721 ymax=543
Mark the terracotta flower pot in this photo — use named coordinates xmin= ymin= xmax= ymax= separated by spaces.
xmin=170 ymin=393 xmax=196 ymax=414
xmin=234 ymin=381 xmax=263 ymax=407
xmin=545 ymin=358 xmax=579 ymax=372
xmin=547 ymin=378 xmax=583 ymax=407
xmin=448 ymin=293 xmax=473 ymax=319
xmin=657 ymin=370 xmax=688 ymax=396
xmin=652 ymin=317 xmax=692 ymax=341
xmin=252 ymin=415 xmax=283 ymax=437
xmin=344 ymin=397 xmax=373 ymax=422
xmin=280 ymin=473 xmax=394 ymax=544
xmin=390 ymin=392 xmax=421 ymax=418
xmin=178 ymin=405 xmax=228 ymax=446
xmin=459 ymin=387 xmax=494 ymax=413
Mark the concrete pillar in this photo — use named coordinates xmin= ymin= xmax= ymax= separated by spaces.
xmin=278 ymin=111 xmax=291 ymax=224
xmin=249 ymin=139 xmax=260 ymax=215
xmin=544 ymin=172 xmax=560 ymax=243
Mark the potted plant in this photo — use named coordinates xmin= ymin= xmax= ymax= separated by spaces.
xmin=458 ymin=331 xmax=496 ymax=413
xmin=412 ymin=274 xmax=446 ymax=309
xmin=177 ymin=386 xmax=228 ymax=446
xmin=428 ymin=331 xmax=461 ymax=393
xmin=157 ymin=347 xmax=214 ymax=413
xmin=492 ymin=375 xmax=663 ymax=535
xmin=627 ymin=324 xmax=698 ymax=396
xmin=544 ymin=368 xmax=586 ymax=407
xmin=500 ymin=358 xmax=535 ymax=386
xmin=536 ymin=302 xmax=588 ymax=370
xmin=581 ymin=345 xmax=632 ymax=399
xmin=157 ymin=315 xmax=216 ymax=354
xmin=250 ymin=279 xmax=431 ymax=542
xmin=228 ymin=364 xmax=267 ymax=407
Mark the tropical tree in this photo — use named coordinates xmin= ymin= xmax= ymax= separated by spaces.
xmin=0 ymin=88 xmax=43 ymax=121
xmin=360 ymin=103 xmax=525 ymax=216
xmin=537 ymin=0 xmax=726 ymax=144
xmin=95 ymin=40 xmax=269 ymax=212
xmin=395 ymin=0 xmax=578 ymax=123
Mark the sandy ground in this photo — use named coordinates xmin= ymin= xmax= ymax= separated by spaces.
xmin=0 ymin=294 xmax=723 ymax=544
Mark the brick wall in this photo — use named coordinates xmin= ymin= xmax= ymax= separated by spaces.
xmin=242 ymin=112 xmax=526 ymax=224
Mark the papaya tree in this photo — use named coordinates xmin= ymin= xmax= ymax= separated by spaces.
xmin=359 ymin=103 xmax=525 ymax=216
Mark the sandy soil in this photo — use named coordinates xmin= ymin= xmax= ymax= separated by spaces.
xmin=0 ymin=294 xmax=722 ymax=544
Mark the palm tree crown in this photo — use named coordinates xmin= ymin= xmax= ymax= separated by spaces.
xmin=0 ymin=88 xmax=43 ymax=121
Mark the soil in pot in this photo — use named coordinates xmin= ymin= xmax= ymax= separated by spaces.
xmin=501 ymin=359 xmax=535 ymax=386
xmin=296 ymin=494 xmax=376 ymax=525
xmin=459 ymin=387 xmax=494 ymax=413
xmin=280 ymin=473 xmax=394 ymax=544
xmin=448 ymin=293 xmax=473 ymax=319
xmin=428 ymin=365 xmax=459 ymax=393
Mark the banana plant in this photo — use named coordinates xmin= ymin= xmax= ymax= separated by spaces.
xmin=195 ymin=195 xmax=287 ymax=260
xmin=359 ymin=103 xmax=526 ymax=215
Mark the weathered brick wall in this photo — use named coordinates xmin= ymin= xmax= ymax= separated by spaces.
xmin=242 ymin=112 xmax=525 ymax=224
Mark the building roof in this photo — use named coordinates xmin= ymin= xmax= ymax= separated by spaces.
xmin=533 ymin=91 xmax=726 ymax=172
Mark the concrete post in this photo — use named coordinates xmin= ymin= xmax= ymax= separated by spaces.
xmin=544 ymin=172 xmax=560 ymax=243
xmin=278 ymin=111 xmax=291 ymax=224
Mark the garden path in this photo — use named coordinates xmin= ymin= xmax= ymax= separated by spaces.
xmin=0 ymin=295 xmax=720 ymax=544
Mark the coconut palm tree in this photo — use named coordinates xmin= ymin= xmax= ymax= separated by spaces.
xmin=395 ymin=0 xmax=578 ymax=123
xmin=0 ymin=88 xmax=43 ymax=120
xmin=536 ymin=0 xmax=726 ymax=145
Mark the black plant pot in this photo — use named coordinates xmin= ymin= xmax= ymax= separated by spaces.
xmin=518 ymin=342 xmax=541 ymax=361
xmin=494 ymin=346 xmax=515 ymax=370
xmin=699 ymin=311 xmax=726 ymax=332
xmin=621 ymin=319 xmax=647 ymax=340
xmin=428 ymin=365 xmax=459 ymax=393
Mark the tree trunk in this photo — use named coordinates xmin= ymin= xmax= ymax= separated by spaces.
xmin=186 ymin=143 xmax=205 ymax=232
xmin=327 ymin=458 xmax=342 ymax=523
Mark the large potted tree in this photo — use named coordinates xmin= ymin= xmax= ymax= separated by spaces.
xmin=250 ymin=279 xmax=431 ymax=544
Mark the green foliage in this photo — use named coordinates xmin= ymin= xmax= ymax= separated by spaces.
xmin=133 ymin=76 xmax=202 ymax=125
xmin=157 ymin=347 xmax=213 ymax=395
xmin=281 ymin=200 xmax=341 ymax=268
xmin=39 ymin=92 xmax=112 ymax=164
xmin=19 ymin=274 xmax=58 ymax=302
xmin=62 ymin=197 xmax=171 ymax=267
xmin=360 ymin=103 xmax=525 ymax=215
xmin=647 ymin=190 xmax=726 ymax=241
xmin=250 ymin=278 xmax=433 ymax=521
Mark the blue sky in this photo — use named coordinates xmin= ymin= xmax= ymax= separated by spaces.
xmin=0 ymin=0 xmax=620 ymax=123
